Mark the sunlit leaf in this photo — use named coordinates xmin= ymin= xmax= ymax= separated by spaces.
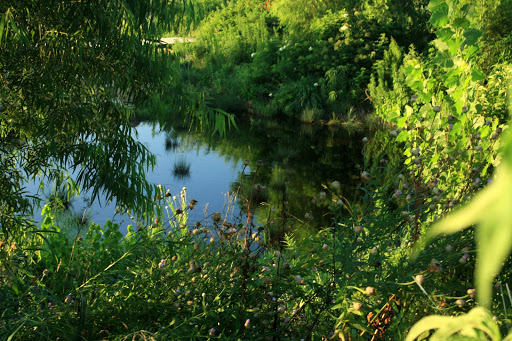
xmin=405 ymin=307 xmax=501 ymax=341
xmin=429 ymin=2 xmax=450 ymax=27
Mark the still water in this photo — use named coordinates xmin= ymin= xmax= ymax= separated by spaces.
xmin=34 ymin=119 xmax=366 ymax=235
xmin=33 ymin=122 xmax=245 ymax=233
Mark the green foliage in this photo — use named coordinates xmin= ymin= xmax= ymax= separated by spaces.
xmin=405 ymin=307 xmax=502 ymax=341
xmin=368 ymin=38 xmax=411 ymax=116
xmin=181 ymin=0 xmax=433 ymax=122
xmin=372 ymin=0 xmax=509 ymax=234
xmin=186 ymin=0 xmax=272 ymax=65
xmin=0 ymin=182 xmax=344 ymax=340
xmin=269 ymin=0 xmax=343 ymax=36
xmin=0 ymin=0 xmax=237 ymax=241
xmin=414 ymin=74 xmax=512 ymax=308
xmin=0 ymin=0 xmax=185 ymax=237
xmin=166 ymin=0 xmax=228 ymax=35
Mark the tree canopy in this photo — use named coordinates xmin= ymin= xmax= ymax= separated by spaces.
xmin=0 ymin=0 xmax=190 ymax=236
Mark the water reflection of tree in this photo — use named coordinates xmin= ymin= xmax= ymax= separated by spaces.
xmin=159 ymin=118 xmax=367 ymax=238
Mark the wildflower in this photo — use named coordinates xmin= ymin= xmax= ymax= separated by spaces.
xmin=314 ymin=83 xmax=318 ymax=87
xmin=212 ymin=212 xmax=222 ymax=223
xmin=362 ymin=137 xmax=368 ymax=144
xmin=340 ymin=25 xmax=349 ymax=31
xmin=244 ymin=319 xmax=251 ymax=328
xmin=430 ymin=259 xmax=441 ymax=272
xmin=65 ymin=295 xmax=72 ymax=303
xmin=323 ymin=243 xmax=328 ymax=249
xmin=353 ymin=302 xmax=362 ymax=311
xmin=360 ymin=171 xmax=370 ymax=182
xmin=318 ymin=191 xmax=326 ymax=200
xmin=365 ymin=287 xmax=375 ymax=296
xmin=279 ymin=47 xmax=283 ymax=51
xmin=370 ymin=247 xmax=378 ymax=255
xmin=467 ymin=288 xmax=476 ymax=299
xmin=189 ymin=199 xmax=198 ymax=209
xmin=410 ymin=148 xmax=420 ymax=156
xmin=456 ymin=299 xmax=466 ymax=308
xmin=415 ymin=274 xmax=425 ymax=285
xmin=343 ymin=13 xmax=349 ymax=18
xmin=43 ymin=269 xmax=50 ymax=276
xmin=251 ymin=52 xmax=255 ymax=57
xmin=336 ymin=199 xmax=343 ymax=206
xmin=308 ymin=46 xmax=313 ymax=51
xmin=353 ymin=226 xmax=364 ymax=235
xmin=209 ymin=328 xmax=216 ymax=335
xmin=269 ymin=93 xmax=273 ymax=97
xmin=159 ymin=259 xmax=166 ymax=268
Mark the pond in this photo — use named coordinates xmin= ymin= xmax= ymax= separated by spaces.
xmin=34 ymin=118 xmax=368 ymax=237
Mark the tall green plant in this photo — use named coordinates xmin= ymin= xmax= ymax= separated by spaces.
xmin=375 ymin=0 xmax=507 ymax=228
xmin=407 ymin=69 xmax=512 ymax=341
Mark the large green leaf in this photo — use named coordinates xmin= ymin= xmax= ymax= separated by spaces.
xmin=405 ymin=307 xmax=501 ymax=341
xmin=463 ymin=28 xmax=483 ymax=46
xmin=429 ymin=2 xmax=450 ymax=27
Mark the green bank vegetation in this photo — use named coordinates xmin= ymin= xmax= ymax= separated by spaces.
xmin=2 ymin=0 xmax=512 ymax=340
